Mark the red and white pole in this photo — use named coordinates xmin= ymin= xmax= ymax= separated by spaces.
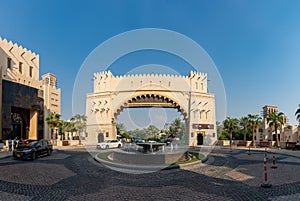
xmin=264 ymin=147 xmax=268 ymax=159
xmin=271 ymin=154 xmax=277 ymax=169
xmin=261 ymin=157 xmax=272 ymax=188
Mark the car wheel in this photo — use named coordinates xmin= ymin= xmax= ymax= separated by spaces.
xmin=31 ymin=152 xmax=36 ymax=160
xmin=106 ymin=145 xmax=109 ymax=149
xmin=47 ymin=149 xmax=52 ymax=156
xmin=118 ymin=144 xmax=121 ymax=148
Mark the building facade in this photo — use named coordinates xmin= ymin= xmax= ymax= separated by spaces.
xmin=0 ymin=37 xmax=61 ymax=140
xmin=259 ymin=105 xmax=299 ymax=143
xmin=86 ymin=71 xmax=217 ymax=146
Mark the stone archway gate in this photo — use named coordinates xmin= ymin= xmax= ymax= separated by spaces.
xmin=86 ymin=71 xmax=216 ymax=146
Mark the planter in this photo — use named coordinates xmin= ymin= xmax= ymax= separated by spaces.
xmin=62 ymin=140 xmax=69 ymax=146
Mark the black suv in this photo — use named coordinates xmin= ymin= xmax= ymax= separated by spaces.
xmin=13 ymin=139 xmax=53 ymax=160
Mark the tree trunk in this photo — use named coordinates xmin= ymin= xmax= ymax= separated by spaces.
xmin=230 ymin=131 xmax=232 ymax=151
xmin=51 ymin=128 xmax=54 ymax=144
xmin=275 ymin=129 xmax=279 ymax=147
xmin=244 ymin=128 xmax=246 ymax=141
xmin=252 ymin=127 xmax=255 ymax=147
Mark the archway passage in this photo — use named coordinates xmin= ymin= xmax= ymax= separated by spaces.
xmin=114 ymin=94 xmax=187 ymax=141
xmin=86 ymin=71 xmax=217 ymax=146
xmin=114 ymin=94 xmax=187 ymax=120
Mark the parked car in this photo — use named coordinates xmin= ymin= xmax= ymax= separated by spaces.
xmin=160 ymin=138 xmax=171 ymax=146
xmin=13 ymin=139 xmax=53 ymax=160
xmin=134 ymin=137 xmax=145 ymax=143
xmin=96 ymin=140 xmax=122 ymax=149
xmin=293 ymin=142 xmax=300 ymax=150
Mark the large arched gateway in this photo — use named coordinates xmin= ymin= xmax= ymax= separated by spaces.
xmin=86 ymin=70 xmax=216 ymax=146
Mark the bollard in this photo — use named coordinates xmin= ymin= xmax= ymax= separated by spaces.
xmin=271 ymin=154 xmax=277 ymax=169
xmin=261 ymin=157 xmax=272 ymax=188
xmin=264 ymin=147 xmax=269 ymax=159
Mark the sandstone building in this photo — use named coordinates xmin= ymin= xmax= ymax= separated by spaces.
xmin=0 ymin=37 xmax=61 ymax=140
xmin=258 ymin=105 xmax=299 ymax=144
xmin=86 ymin=70 xmax=217 ymax=146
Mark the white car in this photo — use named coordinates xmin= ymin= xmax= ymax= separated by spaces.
xmin=97 ymin=140 xmax=122 ymax=149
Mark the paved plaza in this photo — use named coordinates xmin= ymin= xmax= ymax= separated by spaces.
xmin=0 ymin=146 xmax=300 ymax=200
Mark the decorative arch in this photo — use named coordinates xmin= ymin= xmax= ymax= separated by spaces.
xmin=113 ymin=93 xmax=188 ymax=120
xmin=86 ymin=71 xmax=216 ymax=146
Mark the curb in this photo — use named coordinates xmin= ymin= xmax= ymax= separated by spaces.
xmin=94 ymin=152 xmax=204 ymax=171
xmin=0 ymin=154 xmax=11 ymax=160
xmin=227 ymin=147 xmax=300 ymax=159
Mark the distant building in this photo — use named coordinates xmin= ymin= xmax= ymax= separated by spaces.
xmin=259 ymin=105 xmax=299 ymax=143
xmin=0 ymin=37 xmax=61 ymax=140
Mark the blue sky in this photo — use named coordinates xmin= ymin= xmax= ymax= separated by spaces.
xmin=1 ymin=0 xmax=300 ymax=128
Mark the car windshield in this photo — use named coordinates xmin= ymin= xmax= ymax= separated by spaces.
xmin=27 ymin=141 xmax=38 ymax=147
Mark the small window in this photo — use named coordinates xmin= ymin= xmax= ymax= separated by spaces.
xmin=29 ymin=66 xmax=33 ymax=77
xmin=196 ymin=82 xmax=198 ymax=89
xmin=19 ymin=62 xmax=23 ymax=74
xmin=106 ymin=132 xmax=109 ymax=137
xmin=7 ymin=58 xmax=12 ymax=69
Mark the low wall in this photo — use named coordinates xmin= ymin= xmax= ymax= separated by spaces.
xmin=111 ymin=151 xmax=185 ymax=165
xmin=56 ymin=140 xmax=80 ymax=146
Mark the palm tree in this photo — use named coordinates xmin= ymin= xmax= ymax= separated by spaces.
xmin=46 ymin=113 xmax=61 ymax=141
xmin=70 ymin=114 xmax=87 ymax=139
xmin=169 ymin=118 xmax=183 ymax=138
xmin=116 ymin=123 xmax=127 ymax=135
xmin=267 ymin=112 xmax=284 ymax=147
xmin=62 ymin=121 xmax=76 ymax=140
xmin=240 ymin=116 xmax=249 ymax=141
xmin=295 ymin=104 xmax=300 ymax=125
xmin=247 ymin=114 xmax=262 ymax=147
xmin=223 ymin=117 xmax=239 ymax=151
xmin=147 ymin=125 xmax=160 ymax=139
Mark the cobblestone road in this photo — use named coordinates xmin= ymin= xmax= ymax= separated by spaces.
xmin=0 ymin=148 xmax=300 ymax=200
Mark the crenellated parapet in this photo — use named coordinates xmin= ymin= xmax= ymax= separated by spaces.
xmin=0 ymin=37 xmax=39 ymax=68
xmin=0 ymin=36 xmax=41 ymax=88
xmin=93 ymin=70 xmax=208 ymax=94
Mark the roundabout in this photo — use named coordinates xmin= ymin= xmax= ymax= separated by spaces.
xmin=93 ymin=144 xmax=205 ymax=173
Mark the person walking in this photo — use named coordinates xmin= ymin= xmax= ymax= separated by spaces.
xmin=8 ymin=139 xmax=12 ymax=152
xmin=18 ymin=138 xmax=24 ymax=148
xmin=13 ymin=137 xmax=17 ymax=150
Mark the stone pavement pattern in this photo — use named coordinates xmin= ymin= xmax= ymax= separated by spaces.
xmin=0 ymin=147 xmax=300 ymax=200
